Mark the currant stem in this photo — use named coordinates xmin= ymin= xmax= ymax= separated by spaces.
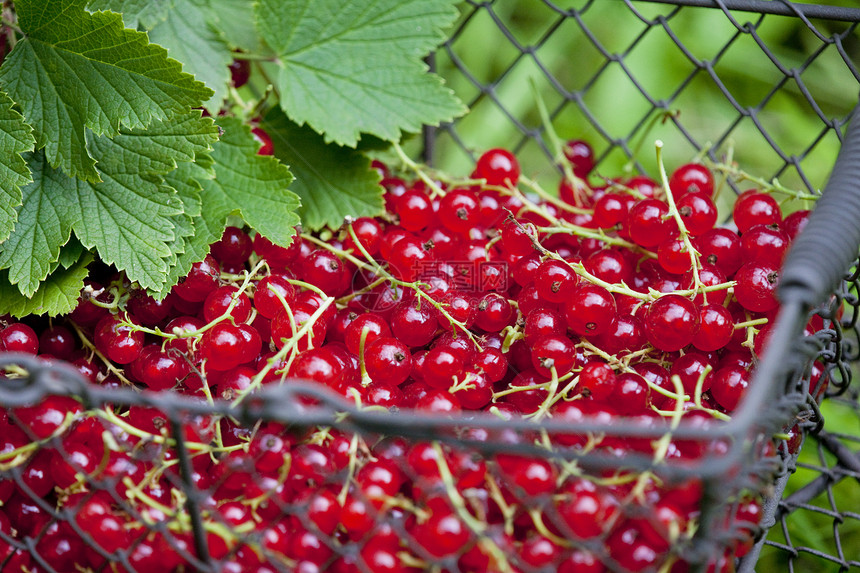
xmin=392 ymin=142 xmax=448 ymax=198
xmin=656 ymin=140 xmax=704 ymax=293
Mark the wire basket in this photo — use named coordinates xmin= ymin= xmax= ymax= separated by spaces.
xmin=1 ymin=1 xmax=860 ymax=572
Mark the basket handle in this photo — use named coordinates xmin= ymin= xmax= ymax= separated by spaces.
xmin=778 ymin=104 xmax=860 ymax=308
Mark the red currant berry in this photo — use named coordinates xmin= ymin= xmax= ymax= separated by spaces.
xmin=390 ymin=300 xmax=437 ymax=347
xmin=709 ymin=365 xmax=750 ymax=411
xmin=1 ymin=323 xmax=39 ymax=354
xmin=734 ymin=262 xmax=779 ymax=313
xmin=173 ymin=255 xmax=221 ymax=302
xmin=670 ymin=163 xmax=714 ymax=197
xmin=211 ymin=226 xmax=253 ymax=265
xmin=344 ymin=313 xmax=392 ymax=355
xmin=695 ymin=228 xmax=742 ymax=277
xmin=740 ymin=223 xmax=789 ymax=266
xmin=203 ymin=285 xmax=252 ymax=323
xmin=733 ymin=191 xmax=782 ymax=233
xmin=94 ymin=314 xmax=145 ymax=364
xmin=395 ymin=188 xmax=433 ymax=232
xmin=475 ymin=148 xmax=520 ymax=187
xmin=474 ymin=293 xmax=513 ymax=332
xmin=535 ymin=259 xmax=578 ymax=303
xmin=253 ymin=231 xmax=302 ymax=269
xmin=438 ymin=188 xmax=481 ymax=234
xmin=644 ymin=295 xmax=700 ymax=352
xmin=692 ymin=304 xmax=734 ymax=352
xmin=782 ymin=209 xmax=810 ymax=241
xmin=365 ymin=337 xmax=412 ymax=386
xmin=251 ymin=126 xmax=274 ymax=155
xmin=563 ymin=139 xmax=595 ymax=178
xmin=499 ymin=218 xmax=537 ymax=256
xmin=676 ymin=192 xmax=717 ymax=235
xmin=530 ymin=334 xmax=576 ymax=377
xmin=344 ymin=217 xmax=383 ymax=256
xmin=627 ymin=199 xmax=675 ymax=247
xmin=565 ymin=284 xmax=617 ymax=337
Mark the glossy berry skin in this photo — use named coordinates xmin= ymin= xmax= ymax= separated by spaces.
xmin=734 ymin=262 xmax=779 ymax=313
xmin=709 ymin=365 xmax=751 ymax=411
xmin=783 ymin=209 xmax=810 ymax=241
xmin=474 ymin=293 xmax=514 ymax=332
xmin=395 ymin=189 xmax=433 ymax=232
xmin=657 ymin=238 xmax=694 ymax=275
xmin=695 ymin=228 xmax=743 ymax=277
xmin=211 ymin=226 xmax=253 ymax=266
xmin=740 ymin=224 xmax=789 ymax=266
xmin=344 ymin=217 xmax=383 ymax=256
xmin=594 ymin=193 xmax=635 ymax=229
xmin=365 ymin=337 xmax=412 ymax=386
xmin=579 ymin=360 xmax=616 ymax=401
xmin=627 ymin=199 xmax=674 ymax=247
xmin=584 ymin=248 xmax=631 ymax=285
xmin=592 ymin=314 xmax=646 ymax=355
xmin=438 ymin=188 xmax=480 ymax=234
xmin=475 ymin=148 xmax=520 ymax=187
xmin=173 ymin=255 xmax=220 ymax=302
xmin=199 ymin=323 xmax=248 ymax=372
xmin=38 ymin=325 xmax=75 ymax=360
xmin=565 ymin=284 xmax=617 ymax=337
xmin=530 ymin=334 xmax=576 ymax=377
xmin=344 ymin=313 xmax=392 ymax=355
xmin=302 ymin=249 xmax=347 ymax=296
xmin=271 ymin=304 xmax=327 ymax=352
xmin=644 ymin=294 xmax=700 ymax=352
xmin=534 ymin=259 xmax=578 ymax=303
xmin=94 ymin=314 xmax=144 ymax=364
xmin=250 ymin=126 xmax=274 ymax=155
xmin=1 ymin=323 xmax=39 ymax=354
xmin=254 ymin=274 xmax=296 ymax=319
xmin=693 ymin=304 xmax=734 ymax=352
xmin=203 ymin=285 xmax=252 ymax=323
xmin=253 ymin=232 xmax=302 ymax=269
xmin=563 ymin=139 xmax=595 ymax=178
xmin=670 ymin=163 xmax=714 ymax=197
xmin=390 ymin=301 xmax=437 ymax=347
xmin=523 ymin=307 xmax=566 ymax=346
xmin=733 ymin=191 xmax=782 ymax=233
xmin=499 ymin=219 xmax=537 ymax=256
xmin=676 ymin=192 xmax=717 ymax=235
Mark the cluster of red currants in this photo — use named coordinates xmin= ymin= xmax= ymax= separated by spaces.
xmin=0 ymin=139 xmax=824 ymax=572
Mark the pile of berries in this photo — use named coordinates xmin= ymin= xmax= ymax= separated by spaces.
xmin=0 ymin=140 xmax=828 ymax=572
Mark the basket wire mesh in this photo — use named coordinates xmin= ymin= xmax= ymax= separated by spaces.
xmin=0 ymin=1 xmax=859 ymax=572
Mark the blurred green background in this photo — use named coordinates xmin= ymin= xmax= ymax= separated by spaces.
xmin=417 ymin=0 xmax=860 ymax=569
xmin=411 ymin=0 xmax=860 ymax=214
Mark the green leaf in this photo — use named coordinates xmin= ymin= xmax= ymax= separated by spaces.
xmin=0 ymin=152 xmax=78 ymax=297
xmin=68 ymin=165 xmax=182 ymax=292
xmin=149 ymin=0 xmax=234 ymax=113
xmin=87 ymin=112 xmax=219 ymax=177
xmin=197 ymin=116 xmax=299 ymax=248
xmin=56 ymin=236 xmax=86 ymax=270
xmin=157 ymin=161 xmax=214 ymax=297
xmin=260 ymin=108 xmax=383 ymax=231
xmin=256 ymin=0 xmax=465 ymax=147
xmin=0 ymin=253 xmax=94 ymax=318
xmin=0 ymin=90 xmax=35 ymax=243
xmin=0 ymin=0 xmax=213 ymax=182
xmin=87 ymin=0 xmax=174 ymax=29
xmin=214 ymin=0 xmax=265 ymax=53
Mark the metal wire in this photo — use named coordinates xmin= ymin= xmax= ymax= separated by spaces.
xmin=0 ymin=2 xmax=858 ymax=572
xmin=421 ymin=1 xmax=860 ymax=570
